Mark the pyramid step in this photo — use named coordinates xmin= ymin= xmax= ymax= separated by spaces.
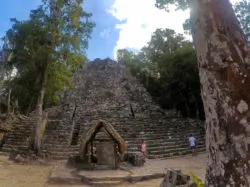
xmin=43 ymin=144 xmax=79 ymax=148
xmin=148 ymin=147 xmax=206 ymax=159
xmin=47 ymin=151 xmax=78 ymax=156
xmin=125 ymin=137 xmax=204 ymax=145
xmin=123 ymin=137 xmax=204 ymax=142
xmin=43 ymin=147 xmax=79 ymax=152
xmin=2 ymin=146 xmax=29 ymax=152
xmin=50 ymin=154 xmax=77 ymax=160
xmin=127 ymin=143 xmax=205 ymax=152
xmin=147 ymin=145 xmax=205 ymax=156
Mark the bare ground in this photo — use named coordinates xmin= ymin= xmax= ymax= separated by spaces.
xmin=0 ymin=153 xmax=206 ymax=187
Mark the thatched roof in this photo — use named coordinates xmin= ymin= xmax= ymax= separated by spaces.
xmin=79 ymin=120 xmax=127 ymax=158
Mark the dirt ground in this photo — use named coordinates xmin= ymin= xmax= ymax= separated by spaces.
xmin=0 ymin=154 xmax=206 ymax=187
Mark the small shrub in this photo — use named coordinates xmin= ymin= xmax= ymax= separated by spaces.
xmin=188 ymin=172 xmax=205 ymax=187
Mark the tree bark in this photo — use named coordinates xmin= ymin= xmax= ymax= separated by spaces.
xmin=34 ymin=75 xmax=47 ymax=155
xmin=7 ymin=88 xmax=11 ymax=114
xmin=33 ymin=66 xmax=48 ymax=155
xmin=191 ymin=0 xmax=250 ymax=186
xmin=34 ymin=89 xmax=44 ymax=154
xmin=26 ymin=97 xmax=34 ymax=115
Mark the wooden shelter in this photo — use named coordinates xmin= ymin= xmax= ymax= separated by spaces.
xmin=79 ymin=120 xmax=127 ymax=168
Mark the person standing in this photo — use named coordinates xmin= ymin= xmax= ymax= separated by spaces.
xmin=188 ymin=134 xmax=196 ymax=156
xmin=139 ymin=140 xmax=147 ymax=162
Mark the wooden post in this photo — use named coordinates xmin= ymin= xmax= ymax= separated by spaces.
xmin=91 ymin=140 xmax=93 ymax=162
xmin=114 ymin=142 xmax=117 ymax=168
xmin=87 ymin=144 xmax=91 ymax=163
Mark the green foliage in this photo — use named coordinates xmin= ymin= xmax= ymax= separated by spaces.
xmin=155 ymin=0 xmax=250 ymax=38
xmin=117 ymin=28 xmax=204 ymax=119
xmin=235 ymin=0 xmax=250 ymax=39
xmin=5 ymin=0 xmax=94 ymax=113
xmin=183 ymin=18 xmax=191 ymax=34
xmin=188 ymin=172 xmax=205 ymax=187
xmin=155 ymin=0 xmax=189 ymax=10
xmin=155 ymin=0 xmax=190 ymax=33
xmin=143 ymin=28 xmax=190 ymax=59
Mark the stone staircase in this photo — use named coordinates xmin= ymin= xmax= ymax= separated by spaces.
xmin=41 ymin=107 xmax=78 ymax=159
xmin=1 ymin=113 xmax=35 ymax=153
xmin=38 ymin=115 xmax=205 ymax=160
xmin=1 ymin=108 xmax=205 ymax=160
xmin=112 ymin=118 xmax=205 ymax=159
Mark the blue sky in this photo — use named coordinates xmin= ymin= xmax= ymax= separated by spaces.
xmin=84 ymin=0 xmax=119 ymax=60
xmin=0 ymin=0 xmax=119 ymax=60
xmin=0 ymin=0 xmax=239 ymax=61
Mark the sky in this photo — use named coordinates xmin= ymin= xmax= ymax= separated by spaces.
xmin=0 ymin=0 xmax=241 ymax=61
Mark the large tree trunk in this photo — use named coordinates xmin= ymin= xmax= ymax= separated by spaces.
xmin=191 ymin=0 xmax=250 ymax=186
xmin=33 ymin=0 xmax=58 ymax=154
xmin=7 ymin=88 xmax=11 ymax=114
xmin=34 ymin=69 xmax=47 ymax=155
xmin=34 ymin=88 xmax=45 ymax=154
xmin=26 ymin=97 xmax=34 ymax=115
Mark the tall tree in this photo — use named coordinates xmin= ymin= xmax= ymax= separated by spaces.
xmin=157 ymin=46 xmax=202 ymax=118
xmin=0 ymin=36 xmax=13 ymax=114
xmin=156 ymin=0 xmax=250 ymax=185
xmin=7 ymin=0 xmax=94 ymax=154
xmin=117 ymin=29 xmax=203 ymax=119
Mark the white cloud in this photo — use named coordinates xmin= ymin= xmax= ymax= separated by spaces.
xmin=108 ymin=0 xmax=241 ymax=58
xmin=230 ymin=0 xmax=241 ymax=3
xmin=100 ymin=28 xmax=111 ymax=38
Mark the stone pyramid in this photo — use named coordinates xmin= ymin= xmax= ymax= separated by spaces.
xmin=1 ymin=58 xmax=205 ymax=159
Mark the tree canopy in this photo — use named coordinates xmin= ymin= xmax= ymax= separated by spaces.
xmin=117 ymin=28 xmax=204 ymax=119
xmin=3 ymin=0 xmax=94 ymax=153
xmin=5 ymin=0 xmax=94 ymax=113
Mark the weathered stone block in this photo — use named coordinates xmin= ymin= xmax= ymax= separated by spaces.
xmin=124 ymin=152 xmax=144 ymax=167
xmin=14 ymin=154 xmax=25 ymax=163
xmin=160 ymin=170 xmax=193 ymax=187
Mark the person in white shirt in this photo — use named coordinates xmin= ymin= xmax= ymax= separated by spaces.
xmin=188 ymin=134 xmax=196 ymax=156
